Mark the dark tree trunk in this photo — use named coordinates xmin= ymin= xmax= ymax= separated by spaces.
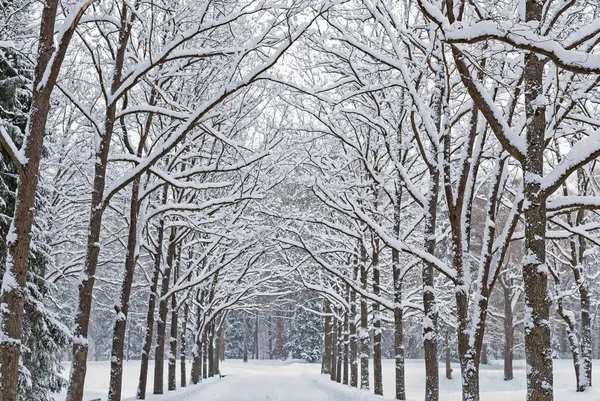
xmin=137 ymin=205 xmax=166 ymax=399
xmin=202 ymin=333 xmax=208 ymax=379
xmin=343 ymin=307 xmax=349 ymax=385
xmin=208 ymin=322 xmax=215 ymax=377
xmin=219 ymin=319 xmax=226 ymax=362
xmin=254 ymin=316 xmax=259 ymax=360
xmin=322 ymin=299 xmax=332 ymax=374
xmin=268 ymin=315 xmax=273 ymax=359
xmin=191 ymin=293 xmax=204 ymax=385
xmin=373 ymin=239 xmax=383 ymax=396
xmin=180 ymin=302 xmax=189 ymax=387
xmin=360 ymin=246 xmax=370 ymax=390
xmin=168 ymin=293 xmax=178 ymax=391
xmin=66 ymin=5 xmax=132 ymax=399
xmin=422 ymin=167 xmax=439 ymax=401
xmin=331 ymin=315 xmax=338 ymax=382
xmin=275 ymin=316 xmax=283 ymax=359
xmin=107 ymin=176 xmax=141 ymax=401
xmin=336 ymin=317 xmax=342 ymax=383
xmin=445 ymin=329 xmax=452 ymax=380
xmin=153 ymin=228 xmax=177 ymax=394
xmin=350 ymin=259 xmax=358 ymax=388
xmin=522 ymin=2 xmax=553 ymax=400
xmin=392 ymin=196 xmax=406 ymax=399
xmin=243 ymin=314 xmax=248 ymax=363
xmin=0 ymin=0 xmax=91 ymax=398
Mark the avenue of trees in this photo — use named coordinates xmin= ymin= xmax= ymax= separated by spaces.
xmin=2 ymin=1 xmax=600 ymax=401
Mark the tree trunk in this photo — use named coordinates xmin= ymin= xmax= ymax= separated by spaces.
xmin=360 ymin=246 xmax=370 ymax=390
xmin=202 ymin=333 xmax=208 ymax=379
xmin=0 ymin=0 xmax=90 ymax=398
xmin=208 ymin=322 xmax=215 ymax=377
xmin=153 ymin=228 xmax=177 ymax=394
xmin=373 ymin=238 xmax=383 ymax=396
xmin=137 ymin=201 xmax=166 ymax=399
xmin=502 ymin=276 xmax=514 ymax=381
xmin=392 ymin=190 xmax=406 ymax=399
xmin=322 ymin=299 xmax=332 ymax=374
xmin=180 ymin=302 xmax=189 ymax=387
xmin=107 ymin=176 xmax=141 ymax=401
xmin=168 ymin=293 xmax=178 ymax=391
xmin=331 ymin=315 xmax=338 ymax=382
xmin=445 ymin=329 xmax=452 ymax=380
xmin=522 ymin=2 xmax=553 ymax=400
xmin=66 ymin=5 xmax=132 ymax=399
xmin=268 ymin=315 xmax=273 ymax=359
xmin=190 ymin=293 xmax=204 ymax=385
xmin=275 ymin=316 xmax=283 ymax=359
xmin=350 ymin=260 xmax=358 ymax=388
xmin=219 ymin=320 xmax=226 ymax=362
xmin=336 ymin=317 xmax=342 ymax=383
xmin=343 ymin=307 xmax=349 ymax=385
xmin=243 ymin=314 xmax=248 ymax=363
xmin=254 ymin=316 xmax=259 ymax=360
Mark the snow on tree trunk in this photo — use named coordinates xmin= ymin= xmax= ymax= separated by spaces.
xmin=137 ymin=208 xmax=166 ymax=398
xmin=168 ymin=285 xmax=179 ymax=391
xmin=180 ymin=302 xmax=189 ymax=387
xmin=393 ymin=185 xmax=406 ymax=399
xmin=322 ymin=298 xmax=332 ymax=374
xmin=330 ymin=314 xmax=338 ymax=382
xmin=66 ymin=5 xmax=132 ymax=399
xmin=502 ymin=278 xmax=514 ymax=381
xmin=522 ymin=1 xmax=553 ymax=400
xmin=153 ymin=228 xmax=177 ymax=394
xmin=373 ymin=238 xmax=383 ymax=396
xmin=359 ymin=245 xmax=370 ymax=390
xmin=350 ymin=261 xmax=358 ymax=388
xmin=343 ymin=305 xmax=349 ymax=385
xmin=107 ymin=177 xmax=141 ymax=401
xmin=422 ymin=163 xmax=439 ymax=401
xmin=0 ymin=1 xmax=91 ymax=399
xmin=243 ymin=313 xmax=248 ymax=363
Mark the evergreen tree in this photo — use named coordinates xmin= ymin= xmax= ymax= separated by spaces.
xmin=286 ymin=302 xmax=323 ymax=363
xmin=1 ymin=2 xmax=70 ymax=398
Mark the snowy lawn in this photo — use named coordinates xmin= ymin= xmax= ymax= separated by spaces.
xmin=56 ymin=358 xmax=600 ymax=401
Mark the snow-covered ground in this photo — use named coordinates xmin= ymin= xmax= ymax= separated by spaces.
xmin=57 ymin=358 xmax=600 ymax=401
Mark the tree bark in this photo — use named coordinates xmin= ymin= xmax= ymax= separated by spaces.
xmin=336 ymin=316 xmax=342 ymax=383
xmin=360 ymin=245 xmax=370 ymax=390
xmin=0 ymin=0 xmax=91 ymax=397
xmin=350 ymin=259 xmax=358 ymax=388
xmin=322 ymin=299 xmax=332 ymax=374
xmin=445 ymin=329 xmax=452 ymax=380
xmin=253 ymin=316 xmax=259 ymax=360
xmin=153 ymin=228 xmax=177 ymax=394
xmin=331 ymin=315 xmax=338 ymax=381
xmin=373 ymin=238 xmax=383 ymax=396
xmin=392 ymin=185 xmax=406 ymax=400
xmin=202 ymin=332 xmax=208 ymax=379
xmin=243 ymin=314 xmax=248 ymax=363
xmin=190 ymin=292 xmax=204 ymax=385
xmin=136 ymin=208 xmax=165 ymax=398
xmin=208 ymin=322 xmax=215 ymax=377
xmin=107 ymin=176 xmax=141 ymax=401
xmin=66 ymin=4 xmax=133 ymax=399
xmin=503 ymin=279 xmax=514 ymax=381
xmin=168 ymin=292 xmax=178 ymax=391
xmin=181 ymin=302 xmax=189 ymax=387
xmin=343 ymin=306 xmax=349 ymax=385
xmin=522 ymin=2 xmax=553 ymax=400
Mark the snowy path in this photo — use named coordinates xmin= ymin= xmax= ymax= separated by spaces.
xmin=191 ymin=360 xmax=383 ymax=401
xmin=58 ymin=359 xmax=600 ymax=401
